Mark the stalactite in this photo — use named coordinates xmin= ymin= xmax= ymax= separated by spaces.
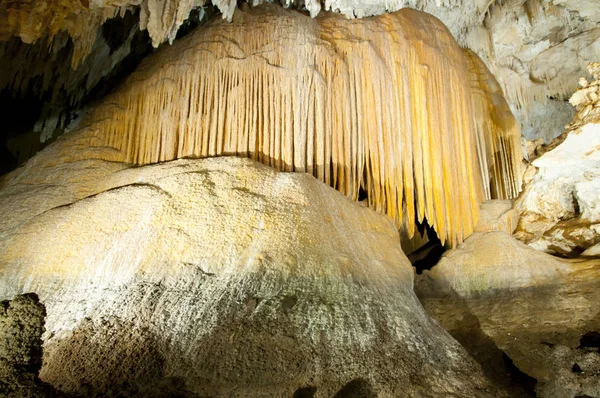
xmin=53 ymin=5 xmax=521 ymax=247
xmin=464 ymin=48 xmax=523 ymax=201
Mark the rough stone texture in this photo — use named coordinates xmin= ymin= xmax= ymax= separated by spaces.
xmin=475 ymin=200 xmax=519 ymax=234
xmin=516 ymin=63 xmax=600 ymax=256
xmin=514 ymin=99 xmax=575 ymax=144
xmin=0 ymin=293 xmax=52 ymax=397
xmin=0 ymin=156 xmax=505 ymax=397
xmin=470 ymin=0 xmax=600 ymax=142
xmin=415 ymin=230 xmax=600 ymax=398
xmin=1 ymin=0 xmax=596 ymax=146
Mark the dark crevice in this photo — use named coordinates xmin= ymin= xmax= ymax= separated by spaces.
xmin=579 ymin=331 xmax=600 ymax=348
xmin=0 ymin=5 xmax=216 ymax=176
xmin=333 ymin=378 xmax=377 ymax=398
xmin=502 ymin=353 xmax=537 ymax=396
xmin=293 ymin=386 xmax=317 ymax=398
xmin=409 ymin=221 xmax=446 ymax=274
xmin=357 ymin=186 xmax=368 ymax=202
xmin=102 ymin=12 xmax=137 ymax=54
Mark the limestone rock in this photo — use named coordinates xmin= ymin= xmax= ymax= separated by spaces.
xmin=415 ymin=231 xmax=600 ymax=397
xmin=0 ymin=157 xmax=505 ymax=397
xmin=1 ymin=5 xmax=526 ymax=248
xmin=515 ymin=64 xmax=600 ymax=256
xmin=0 ymin=293 xmax=53 ymax=397
xmin=475 ymin=200 xmax=519 ymax=234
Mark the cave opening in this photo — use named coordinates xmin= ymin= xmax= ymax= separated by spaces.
xmin=579 ymin=331 xmax=600 ymax=349
xmin=409 ymin=220 xmax=446 ymax=274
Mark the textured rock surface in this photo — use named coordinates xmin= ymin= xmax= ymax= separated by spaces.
xmin=415 ymin=231 xmax=600 ymax=397
xmin=469 ymin=0 xmax=599 ymax=142
xmin=0 ymin=156 xmax=506 ymax=397
xmin=0 ymin=293 xmax=53 ymax=397
xmin=2 ymin=5 xmax=525 ymax=248
xmin=516 ymin=63 xmax=600 ymax=256
xmin=475 ymin=200 xmax=518 ymax=234
xmin=2 ymin=0 xmax=595 ymax=146
xmin=514 ymin=99 xmax=575 ymax=144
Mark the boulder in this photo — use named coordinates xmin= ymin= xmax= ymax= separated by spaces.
xmin=0 ymin=156 xmax=505 ymax=397
xmin=415 ymin=231 xmax=600 ymax=397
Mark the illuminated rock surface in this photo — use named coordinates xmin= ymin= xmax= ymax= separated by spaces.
xmin=0 ymin=157 xmax=507 ymax=397
xmin=516 ymin=63 xmax=600 ymax=256
xmin=1 ymin=0 xmax=595 ymax=146
xmin=474 ymin=200 xmax=518 ymax=235
xmin=7 ymin=6 xmax=522 ymax=247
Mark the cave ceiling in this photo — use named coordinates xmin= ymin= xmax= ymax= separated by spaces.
xmin=0 ymin=0 xmax=598 ymax=171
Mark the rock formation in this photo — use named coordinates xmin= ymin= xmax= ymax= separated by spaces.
xmin=1 ymin=0 xmax=595 ymax=146
xmin=0 ymin=157 xmax=507 ymax=397
xmin=0 ymin=1 xmax=598 ymax=396
xmin=516 ymin=63 xmax=600 ymax=256
xmin=473 ymin=1 xmax=599 ymax=140
xmin=0 ymin=293 xmax=56 ymax=397
xmin=2 ymin=6 xmax=522 ymax=247
xmin=415 ymin=206 xmax=600 ymax=397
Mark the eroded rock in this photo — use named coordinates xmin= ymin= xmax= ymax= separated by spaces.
xmin=415 ymin=231 xmax=600 ymax=397
xmin=0 ymin=156 xmax=506 ymax=397
xmin=475 ymin=200 xmax=519 ymax=234
xmin=516 ymin=63 xmax=600 ymax=256
xmin=0 ymin=293 xmax=53 ymax=397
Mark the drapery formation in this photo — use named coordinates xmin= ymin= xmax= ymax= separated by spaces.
xmin=464 ymin=49 xmax=522 ymax=201
xmin=72 ymin=5 xmax=521 ymax=246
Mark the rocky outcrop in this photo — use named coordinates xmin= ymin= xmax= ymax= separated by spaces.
xmin=516 ymin=63 xmax=600 ymax=256
xmin=1 ymin=1 xmax=594 ymax=139
xmin=0 ymin=293 xmax=55 ymax=397
xmin=415 ymin=229 xmax=600 ymax=397
xmin=469 ymin=0 xmax=598 ymax=143
xmin=0 ymin=156 xmax=506 ymax=397
xmin=474 ymin=200 xmax=519 ymax=234
xmin=1 ymin=0 xmax=595 ymax=173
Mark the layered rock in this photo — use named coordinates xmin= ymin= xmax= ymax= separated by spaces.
xmin=0 ymin=155 xmax=506 ymax=397
xmin=516 ymin=63 xmax=600 ymax=256
xmin=474 ymin=200 xmax=519 ymax=235
xmin=415 ymin=229 xmax=600 ymax=397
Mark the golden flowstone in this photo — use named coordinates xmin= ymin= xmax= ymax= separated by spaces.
xmin=55 ymin=5 xmax=521 ymax=246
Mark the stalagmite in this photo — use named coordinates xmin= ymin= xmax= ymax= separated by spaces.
xmin=30 ymin=5 xmax=521 ymax=247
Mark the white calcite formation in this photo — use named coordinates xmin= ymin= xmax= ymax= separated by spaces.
xmin=516 ymin=63 xmax=600 ymax=256
xmin=0 ymin=155 xmax=507 ymax=397
xmin=467 ymin=0 xmax=599 ymax=142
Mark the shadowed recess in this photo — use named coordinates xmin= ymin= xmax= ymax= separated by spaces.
xmin=51 ymin=5 xmax=522 ymax=246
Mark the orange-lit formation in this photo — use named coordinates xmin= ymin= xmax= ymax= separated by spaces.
xmin=68 ymin=5 xmax=521 ymax=246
